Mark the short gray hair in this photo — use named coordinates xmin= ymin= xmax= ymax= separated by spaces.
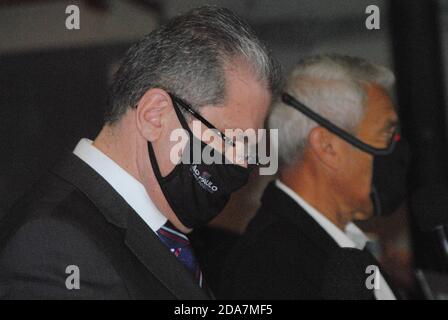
xmin=268 ymin=54 xmax=395 ymax=166
xmin=106 ymin=6 xmax=280 ymax=123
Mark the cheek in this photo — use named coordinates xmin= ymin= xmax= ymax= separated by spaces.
xmin=355 ymin=153 xmax=374 ymax=197
xmin=343 ymin=151 xmax=374 ymax=196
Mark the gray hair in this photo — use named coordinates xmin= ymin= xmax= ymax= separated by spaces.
xmin=268 ymin=54 xmax=395 ymax=166
xmin=106 ymin=6 xmax=280 ymax=123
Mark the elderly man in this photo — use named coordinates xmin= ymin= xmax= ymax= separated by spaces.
xmin=223 ymin=55 xmax=408 ymax=300
xmin=0 ymin=6 xmax=279 ymax=299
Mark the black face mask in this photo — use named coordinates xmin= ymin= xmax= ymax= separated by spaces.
xmin=147 ymin=94 xmax=251 ymax=229
xmin=282 ymin=93 xmax=410 ymax=216
xmin=370 ymin=139 xmax=409 ymax=216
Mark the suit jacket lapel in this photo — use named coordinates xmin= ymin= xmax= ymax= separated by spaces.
xmin=52 ymin=151 xmax=210 ymax=299
xmin=125 ymin=212 xmax=210 ymax=299
xmin=381 ymin=269 xmax=403 ymax=300
xmin=263 ymin=182 xmax=401 ymax=300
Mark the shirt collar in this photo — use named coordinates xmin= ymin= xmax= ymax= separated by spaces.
xmin=275 ymin=179 xmax=369 ymax=250
xmin=73 ymin=138 xmax=167 ymax=232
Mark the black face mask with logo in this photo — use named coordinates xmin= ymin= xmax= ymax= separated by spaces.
xmin=282 ymin=93 xmax=410 ymax=216
xmin=147 ymin=94 xmax=251 ymax=229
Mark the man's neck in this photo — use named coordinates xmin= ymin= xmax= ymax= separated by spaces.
xmin=93 ymin=123 xmax=142 ymax=181
xmin=92 ymin=124 xmax=192 ymax=234
xmin=279 ymin=165 xmax=350 ymax=230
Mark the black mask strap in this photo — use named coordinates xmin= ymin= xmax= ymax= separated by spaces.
xmin=147 ymin=141 xmax=164 ymax=181
xmin=282 ymin=93 xmax=397 ymax=156
xmin=168 ymin=94 xmax=194 ymax=135
xmin=147 ymin=94 xmax=192 ymax=181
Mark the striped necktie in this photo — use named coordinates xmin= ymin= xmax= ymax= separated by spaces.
xmin=156 ymin=221 xmax=204 ymax=288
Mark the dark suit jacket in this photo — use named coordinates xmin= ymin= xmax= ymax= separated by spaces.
xmin=0 ymin=152 xmax=210 ymax=300
xmin=221 ymin=182 xmax=399 ymax=300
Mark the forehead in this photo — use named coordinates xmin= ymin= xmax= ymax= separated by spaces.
xmin=201 ymin=61 xmax=272 ymax=131
xmin=357 ymin=84 xmax=397 ymax=135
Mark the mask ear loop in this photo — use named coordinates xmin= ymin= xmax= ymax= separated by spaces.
xmin=147 ymin=94 xmax=192 ymax=181
xmin=170 ymin=93 xmax=233 ymax=165
xmin=168 ymin=94 xmax=195 ymax=134
xmin=281 ymin=93 xmax=398 ymax=156
xmin=147 ymin=141 xmax=164 ymax=181
xmin=370 ymin=179 xmax=383 ymax=216
xmin=170 ymin=94 xmax=235 ymax=147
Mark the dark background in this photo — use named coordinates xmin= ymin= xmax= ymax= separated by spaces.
xmin=0 ymin=45 xmax=126 ymax=212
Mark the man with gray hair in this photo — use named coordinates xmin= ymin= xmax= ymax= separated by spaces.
xmin=223 ymin=54 xmax=408 ymax=299
xmin=0 ymin=6 xmax=279 ymax=299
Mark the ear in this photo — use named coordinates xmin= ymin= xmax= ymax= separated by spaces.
xmin=308 ymin=126 xmax=340 ymax=170
xmin=136 ymin=88 xmax=173 ymax=142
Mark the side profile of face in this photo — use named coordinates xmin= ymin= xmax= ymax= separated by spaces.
xmin=198 ymin=64 xmax=272 ymax=164
xmin=134 ymin=60 xmax=272 ymax=231
xmin=147 ymin=61 xmax=272 ymax=176
xmin=335 ymin=84 xmax=398 ymax=220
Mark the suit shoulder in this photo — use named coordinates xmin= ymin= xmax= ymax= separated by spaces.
xmin=0 ymin=187 xmax=110 ymax=265
xmin=0 ymin=171 xmax=118 ymax=274
xmin=222 ymin=207 xmax=324 ymax=299
xmin=241 ymin=206 xmax=302 ymax=250
xmin=1 ymin=172 xmax=101 ymax=241
xmin=0 ymin=181 xmax=128 ymax=299
xmin=225 ymin=205 xmax=324 ymax=278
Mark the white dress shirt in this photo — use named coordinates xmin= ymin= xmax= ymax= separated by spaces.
xmin=275 ymin=179 xmax=396 ymax=300
xmin=73 ymin=138 xmax=167 ymax=233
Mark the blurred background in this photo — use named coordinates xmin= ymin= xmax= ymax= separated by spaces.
xmin=2 ymin=0 xmax=448 ymax=298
